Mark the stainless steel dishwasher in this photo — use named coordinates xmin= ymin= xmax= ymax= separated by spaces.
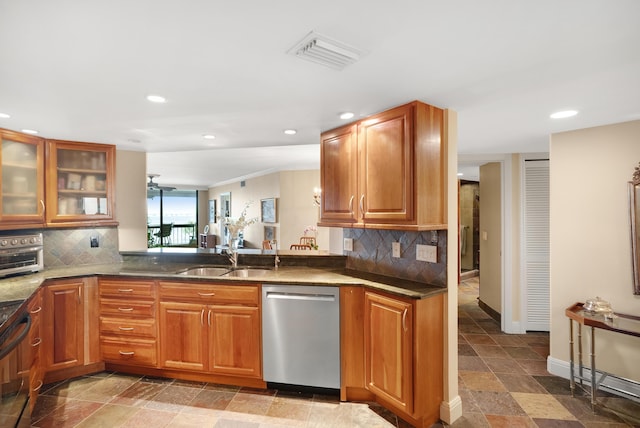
xmin=262 ymin=284 xmax=340 ymax=389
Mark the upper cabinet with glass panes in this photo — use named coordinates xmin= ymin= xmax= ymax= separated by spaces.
xmin=45 ymin=139 xmax=117 ymax=227
xmin=0 ymin=129 xmax=46 ymax=229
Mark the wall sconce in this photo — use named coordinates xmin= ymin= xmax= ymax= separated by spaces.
xmin=313 ymin=187 xmax=322 ymax=207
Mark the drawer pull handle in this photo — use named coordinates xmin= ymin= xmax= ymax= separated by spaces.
xmin=31 ymin=337 xmax=42 ymax=347
xmin=30 ymin=306 xmax=42 ymax=314
xmin=33 ymin=380 xmax=43 ymax=392
xmin=118 ymin=327 xmax=135 ymax=331
xmin=198 ymin=292 xmax=215 ymax=297
xmin=118 ymin=307 xmax=134 ymax=312
xmin=118 ymin=288 xmax=134 ymax=293
xmin=119 ymin=351 xmax=135 ymax=356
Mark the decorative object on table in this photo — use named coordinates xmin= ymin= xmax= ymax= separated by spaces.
xmin=302 ymin=225 xmax=318 ymax=249
xmin=583 ymin=296 xmax=615 ymax=319
xmin=222 ymin=201 xmax=258 ymax=252
xmin=261 ymin=197 xmax=277 ymax=223
xmin=629 ymin=161 xmax=640 ymax=295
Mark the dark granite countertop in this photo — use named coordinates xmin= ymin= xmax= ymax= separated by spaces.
xmin=0 ymin=260 xmax=447 ymax=320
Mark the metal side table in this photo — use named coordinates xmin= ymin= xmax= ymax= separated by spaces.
xmin=566 ymin=302 xmax=640 ymax=411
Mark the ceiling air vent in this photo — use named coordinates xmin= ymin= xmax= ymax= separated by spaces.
xmin=287 ymin=31 xmax=364 ymax=70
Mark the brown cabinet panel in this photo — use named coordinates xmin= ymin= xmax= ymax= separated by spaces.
xmin=320 ymin=124 xmax=358 ymax=225
xmin=101 ymin=337 xmax=157 ymax=366
xmin=45 ymin=139 xmax=117 ymax=226
xmin=319 ymin=100 xmax=446 ymax=230
xmin=99 ymin=279 xmax=156 ymax=299
xmin=100 ymin=316 xmax=156 ymax=338
xmin=159 ymin=281 xmax=259 ymax=305
xmin=0 ymin=128 xmax=45 ymax=229
xmin=209 ymin=305 xmax=261 ymax=378
xmin=100 ymin=299 xmax=155 ymax=317
xmin=364 ymin=291 xmax=413 ymax=414
xmin=158 ymin=301 xmax=208 ymax=371
xmin=42 ymin=279 xmax=85 ymax=372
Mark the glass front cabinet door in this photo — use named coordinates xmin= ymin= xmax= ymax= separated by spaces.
xmin=0 ymin=129 xmax=45 ymax=229
xmin=45 ymin=139 xmax=116 ymax=226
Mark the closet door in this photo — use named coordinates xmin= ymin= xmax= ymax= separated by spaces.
xmin=524 ymin=159 xmax=550 ymax=331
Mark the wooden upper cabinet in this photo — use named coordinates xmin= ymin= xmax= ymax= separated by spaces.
xmin=45 ymin=139 xmax=117 ymax=227
xmin=319 ymin=101 xmax=446 ymax=230
xmin=320 ymin=124 xmax=358 ymax=225
xmin=0 ymin=129 xmax=45 ymax=229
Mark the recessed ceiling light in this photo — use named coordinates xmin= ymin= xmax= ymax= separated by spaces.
xmin=22 ymin=129 xmax=38 ymax=134
xmin=284 ymin=129 xmax=297 ymax=135
xmin=0 ymin=112 xmax=10 ymax=119
xmin=339 ymin=112 xmax=354 ymax=120
xmin=550 ymin=110 xmax=578 ymax=119
xmin=203 ymin=134 xmax=216 ymax=140
xmin=146 ymin=95 xmax=167 ymax=103
xmin=457 ymin=172 xmax=464 ymax=176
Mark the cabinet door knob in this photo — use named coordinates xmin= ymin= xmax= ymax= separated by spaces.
xmin=359 ymin=194 xmax=365 ymax=216
xmin=118 ymin=307 xmax=134 ymax=312
xmin=33 ymin=380 xmax=44 ymax=392
xmin=118 ymin=288 xmax=134 ymax=293
xmin=31 ymin=337 xmax=42 ymax=347
xmin=349 ymin=195 xmax=355 ymax=216
xmin=118 ymin=351 xmax=135 ymax=356
xmin=201 ymin=308 xmax=205 ymax=326
xmin=118 ymin=327 xmax=134 ymax=331
xmin=402 ymin=308 xmax=408 ymax=332
xmin=197 ymin=292 xmax=215 ymax=297
xmin=30 ymin=306 xmax=42 ymax=314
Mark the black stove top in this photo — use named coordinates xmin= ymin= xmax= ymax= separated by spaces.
xmin=0 ymin=299 xmax=26 ymax=330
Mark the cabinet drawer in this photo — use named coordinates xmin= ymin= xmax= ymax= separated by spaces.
xmin=159 ymin=282 xmax=259 ymax=305
xmin=100 ymin=299 xmax=155 ymax=317
xmin=101 ymin=337 xmax=157 ymax=366
xmin=100 ymin=316 xmax=156 ymax=338
xmin=99 ymin=279 xmax=156 ymax=298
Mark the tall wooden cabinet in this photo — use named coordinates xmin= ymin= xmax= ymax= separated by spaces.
xmin=319 ymin=101 xmax=446 ymax=230
xmin=0 ymin=129 xmax=45 ymax=229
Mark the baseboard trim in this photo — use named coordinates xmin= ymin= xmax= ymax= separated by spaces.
xmin=547 ymin=356 xmax=640 ymax=401
xmin=478 ymin=299 xmax=501 ymax=323
xmin=439 ymin=395 xmax=463 ymax=425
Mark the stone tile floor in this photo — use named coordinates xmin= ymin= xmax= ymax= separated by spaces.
xmin=29 ymin=277 xmax=640 ymax=427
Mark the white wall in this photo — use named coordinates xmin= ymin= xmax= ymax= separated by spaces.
xmin=116 ymin=150 xmax=147 ymax=251
xmin=550 ymin=119 xmax=640 ymax=380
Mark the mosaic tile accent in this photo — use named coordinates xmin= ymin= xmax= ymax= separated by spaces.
xmin=343 ymin=228 xmax=447 ymax=287
xmin=43 ymin=227 xmax=122 ymax=267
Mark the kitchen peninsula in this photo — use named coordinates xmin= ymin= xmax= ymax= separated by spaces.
xmin=0 ymin=250 xmax=446 ymax=428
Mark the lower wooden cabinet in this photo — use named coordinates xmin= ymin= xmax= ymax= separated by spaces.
xmin=16 ymin=288 xmax=44 ymax=411
xmin=364 ymin=291 xmax=414 ymax=414
xmin=158 ymin=281 xmax=262 ymax=379
xmin=98 ymin=278 xmax=158 ymax=368
xmin=343 ymin=287 xmax=444 ymax=428
xmin=41 ymin=277 xmax=101 ymax=382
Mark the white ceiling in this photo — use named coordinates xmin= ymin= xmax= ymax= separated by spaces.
xmin=2 ymin=1 xmax=639 ymax=188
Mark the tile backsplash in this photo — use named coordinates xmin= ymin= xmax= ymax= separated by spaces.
xmin=43 ymin=227 xmax=122 ymax=267
xmin=344 ymin=228 xmax=447 ymax=287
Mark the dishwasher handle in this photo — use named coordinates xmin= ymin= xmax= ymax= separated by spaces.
xmin=265 ymin=291 xmax=336 ymax=302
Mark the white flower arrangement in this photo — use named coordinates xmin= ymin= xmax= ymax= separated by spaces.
xmin=223 ymin=202 xmax=258 ymax=238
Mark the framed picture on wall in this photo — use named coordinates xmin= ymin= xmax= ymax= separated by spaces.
xmin=208 ymin=199 xmax=217 ymax=223
xmin=264 ymin=226 xmax=276 ymax=242
xmin=261 ymin=198 xmax=277 ymax=223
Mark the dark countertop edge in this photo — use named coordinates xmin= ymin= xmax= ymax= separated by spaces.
xmin=0 ymin=262 xmax=447 ymax=305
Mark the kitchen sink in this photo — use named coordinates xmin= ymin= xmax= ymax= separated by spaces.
xmin=177 ymin=266 xmax=231 ymax=276
xmin=221 ymin=268 xmax=272 ymax=278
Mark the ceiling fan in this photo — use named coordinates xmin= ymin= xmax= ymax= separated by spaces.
xmin=147 ymin=174 xmax=176 ymax=191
